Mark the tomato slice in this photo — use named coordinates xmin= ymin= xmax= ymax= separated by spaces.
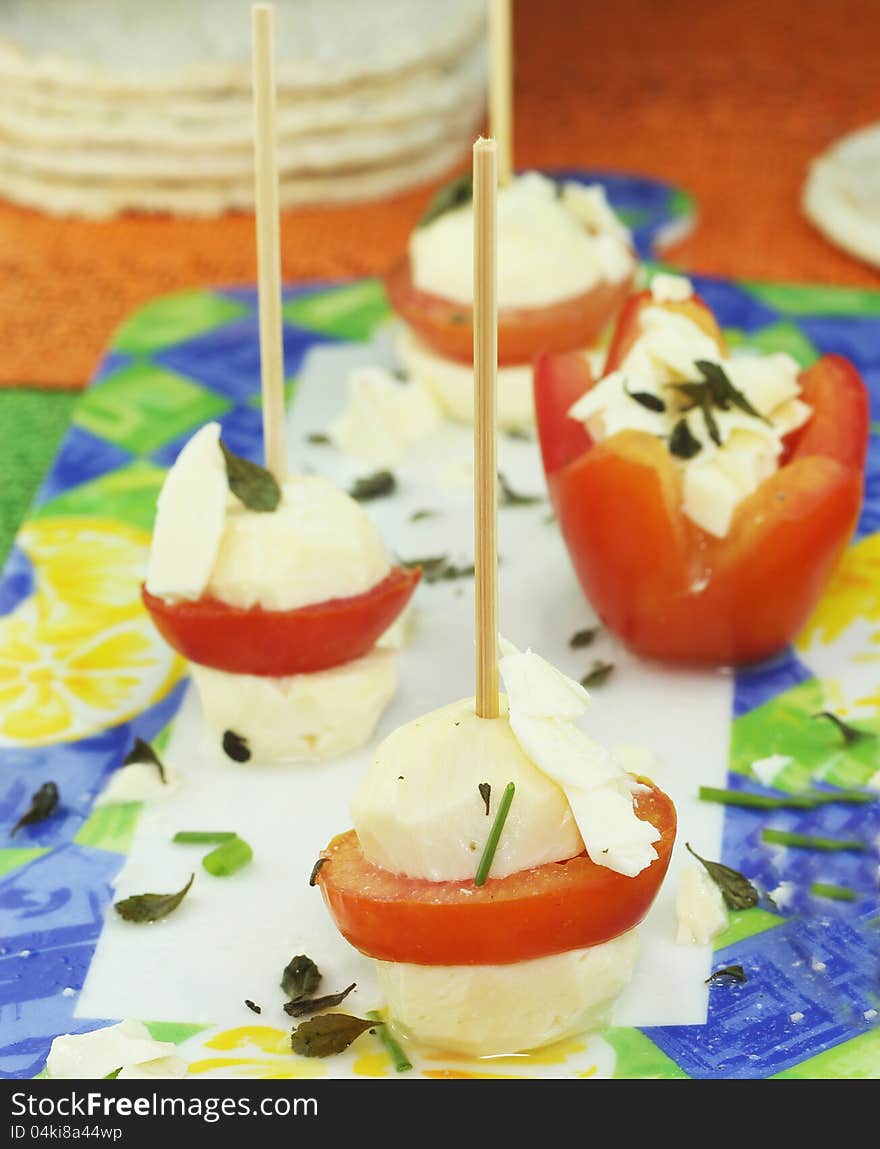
xmin=385 ymin=253 xmax=634 ymax=367
xmin=534 ymin=345 xmax=869 ymax=666
xmin=142 ymin=565 xmax=420 ymax=677
xmin=533 ymin=349 xmax=595 ymax=477
xmin=316 ymin=782 xmax=676 ymax=966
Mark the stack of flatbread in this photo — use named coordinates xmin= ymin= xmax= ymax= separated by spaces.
xmin=803 ymin=123 xmax=880 ymax=271
xmin=0 ymin=0 xmax=487 ymax=218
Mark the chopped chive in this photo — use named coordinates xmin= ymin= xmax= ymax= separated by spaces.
xmin=809 ymin=881 xmax=857 ymax=902
xmin=569 ymin=626 xmax=599 ymax=649
xmin=366 ymin=1011 xmax=412 ymax=1072
xmin=761 ymin=829 xmax=866 ymax=852
xmin=580 ymin=661 xmax=614 ymax=688
xmin=173 ymin=831 xmax=238 ymax=844
xmin=698 ymin=786 xmax=875 ymax=810
xmin=474 ymin=782 xmax=515 ymax=887
xmin=202 ymin=836 xmax=253 ymax=876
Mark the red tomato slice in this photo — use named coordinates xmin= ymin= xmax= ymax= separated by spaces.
xmin=142 ymin=565 xmax=420 ymax=677
xmin=385 ymin=253 xmax=634 ymax=367
xmin=535 ymin=344 xmax=869 ymax=666
xmin=316 ymin=782 xmax=676 ymax=966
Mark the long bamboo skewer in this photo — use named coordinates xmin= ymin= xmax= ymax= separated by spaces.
xmin=489 ymin=0 xmax=513 ymax=186
xmin=473 ymin=136 xmax=499 ymax=720
xmin=252 ymin=3 xmax=287 ymax=483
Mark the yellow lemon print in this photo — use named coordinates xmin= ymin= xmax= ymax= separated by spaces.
xmin=0 ymin=517 xmax=184 ymax=747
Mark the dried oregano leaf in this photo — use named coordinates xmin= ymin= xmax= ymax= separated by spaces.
xmin=281 ymin=954 xmax=321 ymax=1001
xmin=114 ymin=873 xmax=194 ymax=923
xmin=686 ymin=843 xmax=759 ymax=910
xmin=220 ymin=441 xmax=281 ymax=512
xmin=11 ymin=781 xmax=59 ymax=837
xmin=284 ymin=983 xmax=357 ymax=1018
xmin=290 ymin=1014 xmax=375 ymax=1058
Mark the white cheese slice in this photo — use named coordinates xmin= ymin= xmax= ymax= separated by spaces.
xmin=675 ymin=862 xmax=728 ymax=945
xmin=94 ymin=761 xmax=180 ymax=807
xmin=145 ymin=421 xmax=228 ymax=602
xmin=723 ymin=353 xmax=801 ymax=417
xmin=561 ymin=181 xmax=632 ymax=245
xmin=682 ymin=460 xmax=743 ymax=538
xmin=206 ymin=474 xmax=390 ymax=611
xmin=395 ymin=325 xmax=535 ymax=430
xmin=498 ymin=641 xmax=660 ymax=877
xmin=328 ymin=364 xmax=441 ymax=467
xmin=650 ymin=273 xmax=695 ymax=303
xmin=190 ymin=647 xmax=398 ymax=764
xmin=376 ymin=929 xmax=639 ymax=1057
xmin=351 ymin=696 xmax=582 ymax=881
xmin=46 ymin=1020 xmax=182 ymax=1079
xmin=771 ymin=397 xmax=813 ymax=437
xmin=636 ymin=307 xmax=721 ymax=380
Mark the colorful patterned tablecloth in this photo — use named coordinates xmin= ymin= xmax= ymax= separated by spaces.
xmin=1 ymin=171 xmax=879 ymax=1079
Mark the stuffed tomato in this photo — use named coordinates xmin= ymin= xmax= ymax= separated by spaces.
xmin=316 ymin=640 xmax=676 ymax=1057
xmin=534 ymin=273 xmax=870 ymax=666
xmin=142 ymin=422 xmax=419 ymax=763
xmin=386 ymin=171 xmax=636 ymax=430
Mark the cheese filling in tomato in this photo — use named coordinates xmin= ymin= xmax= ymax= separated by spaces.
xmin=410 ymin=171 xmax=634 ymax=309
xmin=567 ymin=277 xmax=814 ymax=537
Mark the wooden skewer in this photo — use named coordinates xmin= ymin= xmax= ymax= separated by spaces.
xmin=488 ymin=0 xmax=513 ymax=186
xmin=252 ymin=3 xmax=287 ymax=483
xmin=473 ymin=136 xmax=499 ymax=720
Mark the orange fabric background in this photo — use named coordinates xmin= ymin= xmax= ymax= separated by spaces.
xmin=1 ymin=0 xmax=878 ymax=390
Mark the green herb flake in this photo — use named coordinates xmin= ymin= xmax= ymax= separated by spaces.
xmin=10 ymin=781 xmax=59 ymax=838
xmin=668 ymin=418 xmax=703 ymax=460
xmin=281 ymin=954 xmax=322 ymax=1001
xmin=245 ymin=999 xmax=262 ymax=1015
xmin=474 ymin=782 xmax=516 ymax=887
xmin=123 ymin=738 xmax=167 ymax=783
xmin=705 ymin=964 xmax=748 ymax=986
xmin=114 ymin=873 xmax=194 ymax=924
xmin=220 ymin=441 xmax=281 ymax=512
xmin=366 ymin=1010 xmax=413 ymax=1072
xmin=290 ymin=1013 xmax=376 ymax=1059
xmin=173 ymin=830 xmax=238 ymax=844
xmin=812 ymin=710 xmax=876 ymax=746
xmin=349 ymin=470 xmax=397 ymax=502
xmin=284 ymin=983 xmax=357 ymax=1018
xmin=410 ymin=508 xmax=440 ymax=522
xmin=624 ymin=381 xmax=666 ymax=413
xmin=308 ymin=857 xmax=327 ymax=887
xmin=418 ymin=170 xmax=473 ymax=229
xmin=503 ymin=426 xmax=534 ymax=442
xmin=695 ymin=360 xmax=769 ymax=423
xmin=202 ymin=836 xmax=253 ymax=877
xmin=306 ymin=431 xmax=331 ymax=446
xmin=103 ymin=1068 xmax=122 ymax=1080
xmin=569 ymin=626 xmax=599 ymax=650
xmin=399 ymin=554 xmax=475 ymax=584
xmin=761 ymin=829 xmax=866 ymax=852
xmin=478 ymin=782 xmax=492 ymax=816
xmin=580 ymin=661 xmax=615 ymax=688
xmin=222 ymin=730 xmax=251 ymax=763
xmin=809 ymin=881 xmax=857 ymax=902
xmin=686 ymin=843 xmax=759 ymax=911
xmin=498 ymin=472 xmax=543 ymax=507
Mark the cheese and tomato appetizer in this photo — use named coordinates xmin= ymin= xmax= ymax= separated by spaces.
xmin=534 ymin=273 xmax=870 ymax=665
xmin=316 ymin=641 xmax=676 ymax=1057
xmin=142 ymin=422 xmax=419 ymax=763
xmin=386 ymin=171 xmax=636 ymax=429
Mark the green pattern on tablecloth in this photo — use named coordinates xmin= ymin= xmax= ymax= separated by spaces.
xmin=112 ymin=292 xmax=249 ymax=356
xmin=282 ymin=279 xmax=391 ymax=342
xmin=605 ymin=1028 xmax=690 ymax=1079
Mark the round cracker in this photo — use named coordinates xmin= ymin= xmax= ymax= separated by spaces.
xmin=0 ymin=129 xmax=476 ymax=218
xmin=802 ymin=122 xmax=880 ymax=270
xmin=0 ymin=0 xmax=486 ymax=95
